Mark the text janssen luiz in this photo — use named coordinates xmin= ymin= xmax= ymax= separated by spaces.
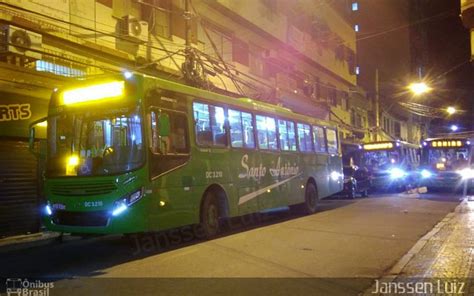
xmin=372 ymin=279 xmax=465 ymax=294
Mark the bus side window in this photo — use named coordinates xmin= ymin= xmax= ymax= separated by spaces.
xmin=193 ymin=102 xmax=213 ymax=146
xmin=326 ymin=128 xmax=338 ymax=154
xmin=278 ymin=119 xmax=289 ymax=151
xmin=256 ymin=115 xmax=277 ymax=150
xmin=241 ymin=111 xmax=255 ymax=149
xmin=229 ymin=109 xmax=255 ymax=149
xmin=210 ymin=105 xmax=227 ymax=146
xmin=297 ymin=123 xmax=312 ymax=152
xmin=313 ymin=125 xmax=327 ymax=153
xmin=150 ymin=110 xmax=189 ymax=154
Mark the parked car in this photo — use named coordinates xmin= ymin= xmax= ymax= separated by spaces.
xmin=342 ymin=165 xmax=371 ymax=199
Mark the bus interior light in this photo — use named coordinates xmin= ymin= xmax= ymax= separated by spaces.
xmin=62 ymin=81 xmax=125 ymax=105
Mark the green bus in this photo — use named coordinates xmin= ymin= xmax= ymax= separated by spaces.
xmin=30 ymin=73 xmax=343 ymax=238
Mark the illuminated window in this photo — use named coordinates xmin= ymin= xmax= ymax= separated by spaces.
xmin=352 ymin=2 xmax=359 ymax=11
xmin=354 ymin=24 xmax=359 ymax=32
xmin=355 ymin=66 xmax=360 ymax=75
xmin=278 ymin=119 xmax=296 ymax=151
xmin=36 ymin=60 xmax=85 ymax=77
xmin=256 ymin=115 xmax=277 ymax=150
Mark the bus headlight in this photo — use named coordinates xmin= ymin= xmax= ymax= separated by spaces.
xmin=44 ymin=204 xmax=53 ymax=216
xmin=390 ymin=168 xmax=406 ymax=179
xmin=111 ymin=188 xmax=143 ymax=217
xmin=420 ymin=169 xmax=432 ymax=179
xmin=112 ymin=201 xmax=128 ymax=216
xmin=458 ymin=168 xmax=474 ymax=180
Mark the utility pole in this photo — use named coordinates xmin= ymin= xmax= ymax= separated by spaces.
xmin=375 ymin=69 xmax=380 ymax=141
xmin=182 ymin=0 xmax=200 ymax=86
xmin=184 ymin=0 xmax=190 ymax=49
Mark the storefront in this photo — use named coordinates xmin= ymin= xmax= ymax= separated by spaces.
xmin=0 ymin=90 xmax=48 ymax=238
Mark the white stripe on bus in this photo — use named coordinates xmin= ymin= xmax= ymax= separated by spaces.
xmin=238 ymin=173 xmax=303 ymax=205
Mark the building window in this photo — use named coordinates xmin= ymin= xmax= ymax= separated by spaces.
xmin=351 ymin=2 xmax=358 ymax=11
xmin=355 ymin=66 xmax=360 ymax=75
xmin=200 ymin=25 xmax=233 ymax=63
xmin=232 ymin=37 xmax=249 ymax=66
xmin=249 ymin=44 xmax=265 ymax=77
xmin=354 ymin=24 xmax=359 ymax=32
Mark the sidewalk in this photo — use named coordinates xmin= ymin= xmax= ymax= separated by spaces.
xmin=365 ymin=197 xmax=474 ymax=295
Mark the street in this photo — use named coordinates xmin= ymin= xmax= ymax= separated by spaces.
xmin=0 ymin=193 xmax=460 ymax=295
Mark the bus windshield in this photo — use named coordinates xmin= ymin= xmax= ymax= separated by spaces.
xmin=362 ymin=150 xmax=400 ymax=170
xmin=46 ymin=106 xmax=144 ymax=177
xmin=426 ymin=147 xmax=469 ymax=170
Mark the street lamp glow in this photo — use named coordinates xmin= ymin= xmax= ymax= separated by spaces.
xmin=450 ymin=124 xmax=458 ymax=132
xmin=408 ymin=82 xmax=431 ymax=95
xmin=447 ymin=106 xmax=456 ymax=115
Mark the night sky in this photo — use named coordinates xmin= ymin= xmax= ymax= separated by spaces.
xmin=422 ymin=0 xmax=474 ymax=131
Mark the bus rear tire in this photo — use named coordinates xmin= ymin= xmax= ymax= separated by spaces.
xmin=303 ymin=182 xmax=318 ymax=214
xmin=200 ymin=191 xmax=220 ymax=239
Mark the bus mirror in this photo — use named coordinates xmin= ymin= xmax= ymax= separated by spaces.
xmin=29 ymin=117 xmax=47 ymax=158
xmin=158 ymin=113 xmax=170 ymax=137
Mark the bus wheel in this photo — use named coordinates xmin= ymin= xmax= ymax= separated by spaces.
xmin=200 ymin=192 xmax=220 ymax=239
xmin=304 ymin=182 xmax=318 ymax=214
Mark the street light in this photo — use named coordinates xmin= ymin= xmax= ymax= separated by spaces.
xmin=447 ymin=106 xmax=456 ymax=115
xmin=408 ymin=82 xmax=432 ymax=96
xmin=450 ymin=124 xmax=458 ymax=132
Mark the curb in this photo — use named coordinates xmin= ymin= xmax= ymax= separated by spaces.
xmin=360 ymin=199 xmax=465 ymax=295
xmin=0 ymin=232 xmax=63 ymax=253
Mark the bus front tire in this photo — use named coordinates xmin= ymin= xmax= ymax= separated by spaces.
xmin=200 ymin=191 xmax=220 ymax=239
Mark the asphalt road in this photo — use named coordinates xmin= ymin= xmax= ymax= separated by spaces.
xmin=0 ymin=193 xmax=461 ymax=295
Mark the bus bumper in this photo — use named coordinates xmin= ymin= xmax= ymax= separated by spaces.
xmin=42 ymin=200 xmax=149 ymax=234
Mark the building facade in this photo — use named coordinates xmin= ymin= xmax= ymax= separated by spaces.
xmin=0 ymin=0 xmax=382 ymax=237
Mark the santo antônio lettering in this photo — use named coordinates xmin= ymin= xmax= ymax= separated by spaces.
xmin=0 ymin=104 xmax=32 ymax=121
xmin=238 ymin=154 xmax=299 ymax=180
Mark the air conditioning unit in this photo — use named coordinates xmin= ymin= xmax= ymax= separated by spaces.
xmin=0 ymin=24 xmax=42 ymax=60
xmin=120 ymin=16 xmax=149 ymax=42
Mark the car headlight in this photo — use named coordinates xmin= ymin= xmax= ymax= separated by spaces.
xmin=390 ymin=168 xmax=406 ymax=179
xmin=458 ymin=168 xmax=474 ymax=180
xmin=111 ymin=188 xmax=144 ymax=217
xmin=420 ymin=169 xmax=432 ymax=179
